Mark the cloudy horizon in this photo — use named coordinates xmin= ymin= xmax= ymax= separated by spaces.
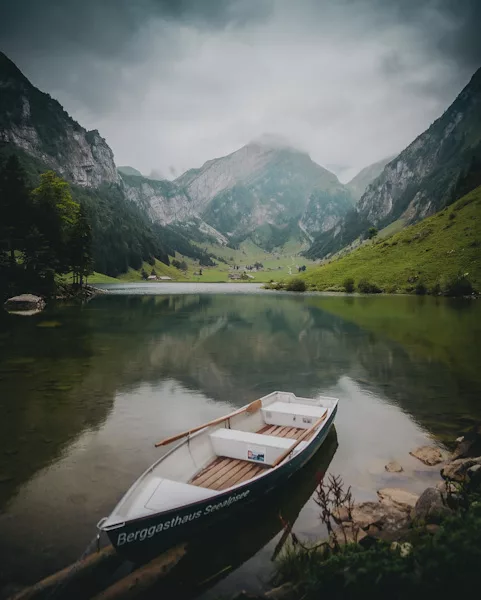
xmin=1 ymin=0 xmax=480 ymax=181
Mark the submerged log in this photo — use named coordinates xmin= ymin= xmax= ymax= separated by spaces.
xmin=91 ymin=543 xmax=187 ymax=600
xmin=9 ymin=543 xmax=187 ymax=600
xmin=10 ymin=545 xmax=123 ymax=600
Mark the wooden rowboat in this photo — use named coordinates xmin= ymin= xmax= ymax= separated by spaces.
xmin=98 ymin=391 xmax=338 ymax=561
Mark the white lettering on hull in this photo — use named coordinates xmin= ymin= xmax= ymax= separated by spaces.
xmin=117 ymin=489 xmax=250 ymax=546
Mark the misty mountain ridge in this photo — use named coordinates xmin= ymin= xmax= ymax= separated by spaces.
xmin=346 ymin=155 xmax=396 ymax=200
xmin=118 ymin=165 xmax=142 ymax=177
xmin=173 ymin=140 xmax=354 ymax=247
xmin=0 ymin=51 xmax=119 ymax=188
xmin=0 ymin=49 xmax=356 ymax=256
xmin=0 ymin=51 xmax=220 ymax=274
xmin=305 ymin=66 xmax=481 ymax=260
xmin=2 ymin=49 xmax=480 ymax=272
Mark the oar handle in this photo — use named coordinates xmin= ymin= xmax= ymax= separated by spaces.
xmin=154 ymin=398 xmax=263 ymax=447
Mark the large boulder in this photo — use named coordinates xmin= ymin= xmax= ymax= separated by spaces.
xmin=412 ymin=487 xmax=451 ymax=523
xmin=332 ymin=506 xmax=351 ymax=523
xmin=351 ymin=501 xmax=410 ymax=532
xmin=4 ymin=294 xmax=45 ymax=313
xmin=441 ymin=456 xmax=481 ymax=482
xmin=467 ymin=464 xmax=481 ymax=489
xmin=451 ymin=425 xmax=481 ymax=459
xmin=377 ymin=488 xmax=419 ymax=510
xmin=331 ymin=522 xmax=367 ymax=546
xmin=410 ymin=445 xmax=448 ymax=466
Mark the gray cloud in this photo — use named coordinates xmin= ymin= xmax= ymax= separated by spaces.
xmin=0 ymin=0 xmax=479 ymax=180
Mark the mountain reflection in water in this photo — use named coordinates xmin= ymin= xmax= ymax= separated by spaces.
xmin=0 ymin=288 xmax=480 ymax=594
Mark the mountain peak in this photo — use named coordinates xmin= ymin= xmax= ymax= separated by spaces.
xmin=248 ymin=133 xmax=300 ymax=152
xmin=0 ymin=51 xmax=119 ymax=188
xmin=347 ymin=155 xmax=396 ymax=200
xmin=305 ymin=65 xmax=481 ymax=259
xmin=0 ymin=51 xmax=31 ymax=88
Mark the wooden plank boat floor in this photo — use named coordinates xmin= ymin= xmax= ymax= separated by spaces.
xmin=190 ymin=456 xmax=268 ymax=490
xmin=189 ymin=424 xmax=315 ymax=491
xmin=256 ymin=424 xmax=316 ymax=441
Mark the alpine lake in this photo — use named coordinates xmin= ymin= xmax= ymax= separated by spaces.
xmin=1 ymin=283 xmax=480 ymax=598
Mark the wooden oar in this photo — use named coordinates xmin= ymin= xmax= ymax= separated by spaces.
xmin=154 ymin=398 xmax=263 ymax=447
xmin=270 ymin=410 xmax=328 ymax=468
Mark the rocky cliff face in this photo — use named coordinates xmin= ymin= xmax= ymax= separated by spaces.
xmin=300 ymin=188 xmax=354 ymax=241
xmin=121 ymin=174 xmax=194 ymax=223
xmin=0 ymin=52 xmax=119 ymax=188
xmin=120 ymin=173 xmax=228 ymax=244
xmin=175 ymin=141 xmax=354 ymax=244
xmin=347 ymin=156 xmax=395 ymax=201
xmin=306 ymin=67 xmax=481 ymax=259
xmin=358 ymin=67 xmax=481 ymax=226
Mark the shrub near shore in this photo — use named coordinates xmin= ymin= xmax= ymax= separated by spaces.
xmin=265 ymin=434 xmax=481 ymax=600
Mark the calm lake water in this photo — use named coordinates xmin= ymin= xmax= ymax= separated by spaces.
xmin=0 ymin=284 xmax=480 ymax=598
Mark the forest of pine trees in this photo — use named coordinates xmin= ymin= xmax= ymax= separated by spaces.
xmin=0 ymin=152 xmax=218 ymax=300
xmin=0 ymin=155 xmax=93 ymax=299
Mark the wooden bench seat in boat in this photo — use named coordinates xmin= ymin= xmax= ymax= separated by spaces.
xmin=190 ymin=425 xmax=312 ymax=491
xmin=262 ymin=401 xmax=327 ymax=429
xmin=209 ymin=428 xmax=295 ymax=466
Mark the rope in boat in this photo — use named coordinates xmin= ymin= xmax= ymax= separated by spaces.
xmin=46 ymin=533 xmax=100 ymax=599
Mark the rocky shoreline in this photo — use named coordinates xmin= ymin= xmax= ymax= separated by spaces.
xmin=233 ymin=426 xmax=481 ymax=600
xmin=3 ymin=285 xmax=106 ymax=315
xmin=54 ymin=283 xmax=106 ymax=301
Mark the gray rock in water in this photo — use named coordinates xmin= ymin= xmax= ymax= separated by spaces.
xmin=331 ymin=522 xmax=367 ymax=546
xmin=351 ymin=501 xmax=410 ymax=531
xmin=435 ymin=481 xmax=459 ymax=494
xmin=385 ymin=461 xmax=404 ymax=473
xmin=332 ymin=506 xmax=351 ymax=523
xmin=377 ymin=487 xmax=419 ymax=510
xmin=412 ymin=487 xmax=451 ymax=523
xmin=410 ymin=445 xmax=448 ymax=466
xmin=441 ymin=456 xmax=481 ymax=482
xmin=467 ymin=464 xmax=481 ymax=489
xmin=4 ymin=294 xmax=46 ymax=312
xmin=451 ymin=425 xmax=481 ymax=460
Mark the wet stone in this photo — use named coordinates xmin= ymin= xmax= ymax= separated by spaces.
xmin=4 ymin=294 xmax=45 ymax=312
xmin=441 ymin=456 xmax=481 ymax=482
xmin=377 ymin=487 xmax=419 ymax=510
xmin=332 ymin=506 xmax=351 ymax=523
xmin=410 ymin=445 xmax=448 ymax=466
xmin=351 ymin=501 xmax=409 ymax=530
xmin=385 ymin=461 xmax=403 ymax=473
xmin=412 ymin=487 xmax=451 ymax=523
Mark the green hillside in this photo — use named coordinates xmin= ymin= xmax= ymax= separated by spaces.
xmin=305 ymin=67 xmax=481 ymax=261
xmin=93 ymin=238 xmax=315 ymax=284
xmin=303 ymin=185 xmax=481 ymax=293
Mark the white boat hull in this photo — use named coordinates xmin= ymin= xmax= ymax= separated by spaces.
xmin=100 ymin=398 xmax=338 ymax=561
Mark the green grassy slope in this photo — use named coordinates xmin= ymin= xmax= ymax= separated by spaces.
xmin=116 ymin=258 xmax=188 ymax=282
xmin=178 ymin=238 xmax=314 ymax=282
xmin=304 ymin=186 xmax=481 ymax=293
xmin=97 ymin=238 xmax=315 ymax=284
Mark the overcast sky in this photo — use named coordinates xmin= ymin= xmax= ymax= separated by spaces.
xmin=1 ymin=0 xmax=480 ymax=181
